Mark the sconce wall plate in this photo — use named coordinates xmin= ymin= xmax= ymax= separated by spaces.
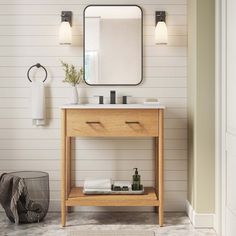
xmin=61 ymin=11 xmax=72 ymax=26
xmin=155 ymin=11 xmax=166 ymax=24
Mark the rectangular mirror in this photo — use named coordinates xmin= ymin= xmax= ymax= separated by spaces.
xmin=84 ymin=5 xmax=143 ymax=86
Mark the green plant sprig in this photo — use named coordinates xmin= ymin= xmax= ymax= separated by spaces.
xmin=61 ymin=61 xmax=83 ymax=86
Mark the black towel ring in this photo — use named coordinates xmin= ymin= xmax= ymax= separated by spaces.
xmin=27 ymin=63 xmax=47 ymax=83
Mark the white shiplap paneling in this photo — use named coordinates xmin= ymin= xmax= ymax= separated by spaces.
xmin=0 ymin=0 xmax=187 ymax=212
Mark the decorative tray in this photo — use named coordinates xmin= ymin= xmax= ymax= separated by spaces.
xmin=83 ymin=188 xmax=145 ymax=195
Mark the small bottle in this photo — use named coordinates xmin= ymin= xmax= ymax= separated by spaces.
xmin=132 ymin=168 xmax=142 ymax=191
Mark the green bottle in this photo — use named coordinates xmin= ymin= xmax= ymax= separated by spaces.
xmin=132 ymin=168 xmax=142 ymax=191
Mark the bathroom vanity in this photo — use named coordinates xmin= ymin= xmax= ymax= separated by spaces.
xmin=60 ymin=104 xmax=164 ymax=226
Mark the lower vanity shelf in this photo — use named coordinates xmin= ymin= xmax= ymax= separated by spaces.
xmin=66 ymin=187 xmax=159 ymax=207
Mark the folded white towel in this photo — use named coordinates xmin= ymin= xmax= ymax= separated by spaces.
xmin=31 ymin=81 xmax=45 ymax=126
xmin=83 ymin=189 xmax=112 ymax=194
xmin=84 ymin=179 xmax=112 ymax=190
xmin=83 ymin=188 xmax=112 ymax=192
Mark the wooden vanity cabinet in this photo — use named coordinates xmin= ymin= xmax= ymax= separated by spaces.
xmin=61 ymin=107 xmax=164 ymax=227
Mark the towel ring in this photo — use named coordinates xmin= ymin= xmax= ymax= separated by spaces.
xmin=27 ymin=63 xmax=47 ymax=83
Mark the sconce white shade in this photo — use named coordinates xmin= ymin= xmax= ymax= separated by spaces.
xmin=155 ymin=21 xmax=168 ymax=45
xmin=59 ymin=21 xmax=72 ymax=45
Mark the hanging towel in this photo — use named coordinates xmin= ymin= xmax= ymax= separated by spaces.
xmin=31 ymin=81 xmax=45 ymax=126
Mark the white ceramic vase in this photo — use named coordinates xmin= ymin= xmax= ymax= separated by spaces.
xmin=69 ymin=86 xmax=78 ymax=104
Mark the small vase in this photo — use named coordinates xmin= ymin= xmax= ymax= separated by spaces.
xmin=69 ymin=86 xmax=78 ymax=104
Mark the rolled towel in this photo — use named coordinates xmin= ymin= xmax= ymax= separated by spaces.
xmin=31 ymin=81 xmax=45 ymax=126
xmin=84 ymin=179 xmax=112 ymax=190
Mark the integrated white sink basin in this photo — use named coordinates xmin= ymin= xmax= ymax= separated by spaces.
xmin=60 ymin=104 xmax=165 ymax=109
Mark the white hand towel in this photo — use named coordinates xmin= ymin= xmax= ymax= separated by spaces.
xmin=84 ymin=179 xmax=112 ymax=190
xmin=31 ymin=81 xmax=45 ymax=126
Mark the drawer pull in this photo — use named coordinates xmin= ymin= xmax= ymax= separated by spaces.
xmin=86 ymin=121 xmax=101 ymax=124
xmin=125 ymin=121 xmax=140 ymax=124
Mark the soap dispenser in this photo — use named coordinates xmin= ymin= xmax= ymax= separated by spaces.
xmin=132 ymin=168 xmax=143 ymax=191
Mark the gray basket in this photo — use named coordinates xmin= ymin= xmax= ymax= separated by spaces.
xmin=9 ymin=171 xmax=49 ymax=223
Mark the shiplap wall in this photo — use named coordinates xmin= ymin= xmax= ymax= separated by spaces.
xmin=0 ymin=0 xmax=187 ymax=212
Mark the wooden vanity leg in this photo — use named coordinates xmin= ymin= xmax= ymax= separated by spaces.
xmin=154 ymin=137 xmax=159 ymax=214
xmin=61 ymin=109 xmax=67 ymax=227
xmin=158 ymin=109 xmax=164 ymax=226
xmin=66 ymin=137 xmax=72 ymax=213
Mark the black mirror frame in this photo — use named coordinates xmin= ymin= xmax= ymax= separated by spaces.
xmin=83 ymin=4 xmax=143 ymax=86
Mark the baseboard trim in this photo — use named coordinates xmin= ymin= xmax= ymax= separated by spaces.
xmin=185 ymin=200 xmax=215 ymax=228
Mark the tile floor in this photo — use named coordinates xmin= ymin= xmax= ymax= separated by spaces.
xmin=0 ymin=212 xmax=217 ymax=236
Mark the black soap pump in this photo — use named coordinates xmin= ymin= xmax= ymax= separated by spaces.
xmin=132 ymin=168 xmax=143 ymax=191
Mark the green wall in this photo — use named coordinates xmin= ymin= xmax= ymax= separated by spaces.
xmin=187 ymin=0 xmax=215 ymax=213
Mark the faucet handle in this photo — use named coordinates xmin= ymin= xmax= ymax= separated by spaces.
xmin=110 ymin=90 xmax=116 ymax=104
xmin=94 ymin=95 xmax=103 ymax=104
xmin=123 ymin=95 xmax=132 ymax=104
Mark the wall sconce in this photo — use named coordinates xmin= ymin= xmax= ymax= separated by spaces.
xmin=155 ymin=11 xmax=168 ymax=45
xmin=59 ymin=11 xmax=72 ymax=45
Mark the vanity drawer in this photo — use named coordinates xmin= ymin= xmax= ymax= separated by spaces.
xmin=66 ymin=109 xmax=158 ymax=137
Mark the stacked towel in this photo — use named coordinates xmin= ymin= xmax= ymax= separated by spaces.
xmin=83 ymin=179 xmax=112 ymax=194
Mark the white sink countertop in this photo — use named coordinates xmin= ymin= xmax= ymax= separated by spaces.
xmin=60 ymin=104 xmax=165 ymax=109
